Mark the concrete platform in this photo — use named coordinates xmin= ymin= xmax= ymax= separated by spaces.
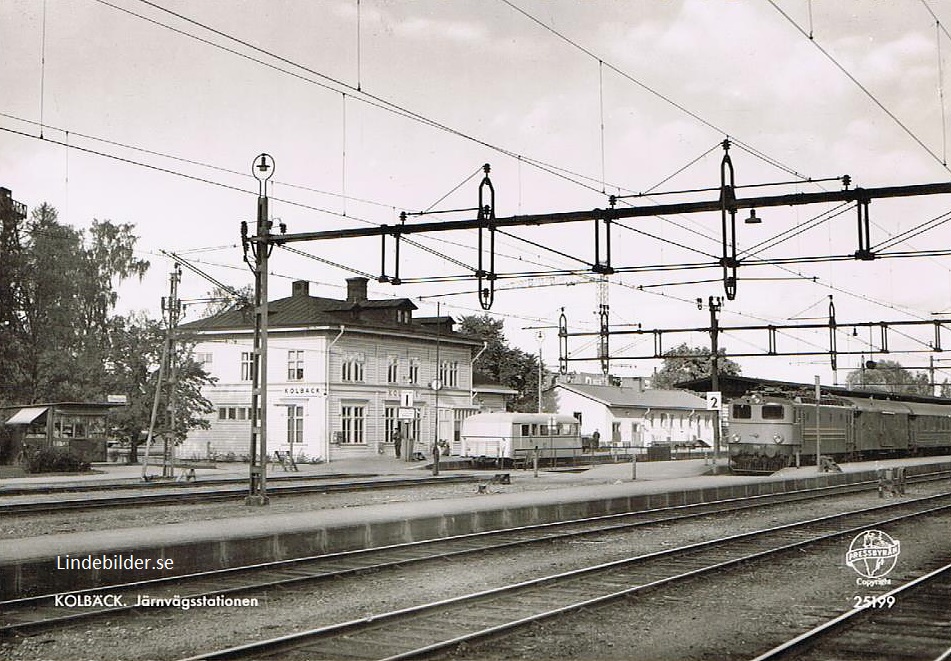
xmin=2 ymin=455 xmax=949 ymax=600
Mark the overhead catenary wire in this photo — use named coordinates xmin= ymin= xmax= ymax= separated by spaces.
xmin=767 ymin=0 xmax=951 ymax=174
xmin=102 ymin=0 xmax=640 ymax=198
xmin=500 ymin=0 xmax=812 ymax=182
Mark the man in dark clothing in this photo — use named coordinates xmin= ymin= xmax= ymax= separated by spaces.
xmin=393 ymin=429 xmax=402 ymax=458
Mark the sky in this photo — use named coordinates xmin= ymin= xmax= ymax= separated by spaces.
xmin=4 ymin=0 xmax=951 ymax=388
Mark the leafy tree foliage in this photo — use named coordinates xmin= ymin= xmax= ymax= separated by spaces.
xmin=650 ymin=343 xmax=742 ymax=389
xmin=202 ymin=284 xmax=253 ymax=317
xmin=0 ymin=202 xmax=215 ymax=464
xmin=0 ymin=204 xmax=150 ymax=404
xmin=104 ymin=314 xmax=216 ymax=462
xmin=459 ymin=314 xmax=555 ymax=412
xmin=845 ymin=359 xmax=931 ymax=395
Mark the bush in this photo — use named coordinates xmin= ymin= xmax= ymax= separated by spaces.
xmin=22 ymin=447 xmax=91 ymax=474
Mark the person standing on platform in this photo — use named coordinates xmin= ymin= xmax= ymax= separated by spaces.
xmin=393 ymin=428 xmax=402 ymax=458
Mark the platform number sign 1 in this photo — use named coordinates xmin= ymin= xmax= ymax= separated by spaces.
xmin=706 ymin=391 xmax=722 ymax=411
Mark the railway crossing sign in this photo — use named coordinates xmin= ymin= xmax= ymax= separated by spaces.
xmin=706 ymin=392 xmax=722 ymax=410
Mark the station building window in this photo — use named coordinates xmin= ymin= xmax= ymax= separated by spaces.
xmin=340 ymin=403 xmax=366 ymax=443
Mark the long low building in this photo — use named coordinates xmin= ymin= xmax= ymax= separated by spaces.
xmin=553 ymin=377 xmax=715 ymax=448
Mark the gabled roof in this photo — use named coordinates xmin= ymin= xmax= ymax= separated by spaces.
xmin=555 ymin=382 xmax=708 ymax=409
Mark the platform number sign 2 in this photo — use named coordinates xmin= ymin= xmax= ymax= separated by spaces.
xmin=706 ymin=391 xmax=722 ymax=411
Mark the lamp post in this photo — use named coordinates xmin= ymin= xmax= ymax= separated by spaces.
xmin=244 ymin=153 xmax=274 ymax=506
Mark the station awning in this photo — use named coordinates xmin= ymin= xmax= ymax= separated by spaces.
xmin=4 ymin=406 xmax=49 ymax=425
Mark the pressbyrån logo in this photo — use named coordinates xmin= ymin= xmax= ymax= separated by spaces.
xmin=845 ymin=530 xmax=900 ymax=585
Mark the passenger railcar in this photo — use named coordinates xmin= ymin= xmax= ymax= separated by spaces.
xmin=460 ymin=412 xmax=582 ymax=466
xmin=728 ymin=391 xmax=951 ymax=473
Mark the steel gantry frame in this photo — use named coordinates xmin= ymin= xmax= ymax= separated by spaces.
xmin=239 ymin=142 xmax=951 ymax=502
xmin=557 ymin=313 xmax=951 ymax=366
xmin=259 ymin=147 xmax=951 ymax=300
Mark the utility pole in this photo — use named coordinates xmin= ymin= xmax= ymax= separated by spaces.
xmin=243 ymin=154 xmax=275 ymax=506
xmin=703 ymin=296 xmax=724 ymax=467
xmin=537 ymin=331 xmax=544 ymax=413
xmin=815 ymin=375 xmax=822 ymax=472
xmin=161 ymin=264 xmax=182 ymax=479
xmin=433 ymin=301 xmax=442 ymax=476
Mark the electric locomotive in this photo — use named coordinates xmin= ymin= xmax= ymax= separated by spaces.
xmin=727 ymin=390 xmax=951 ymax=473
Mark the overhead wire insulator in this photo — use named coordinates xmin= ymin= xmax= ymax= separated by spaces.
xmin=378 ymin=225 xmax=390 ymax=283
xmin=476 ymin=163 xmax=497 ymax=310
xmin=828 ymin=294 xmax=837 ymax=372
xmin=592 ymin=201 xmax=615 ymax=275
xmin=719 ymin=139 xmax=739 ymax=300
xmin=853 ymin=191 xmax=875 ymax=260
xmin=558 ymin=308 xmax=568 ymax=374
xmin=392 ymin=211 xmax=406 ymax=285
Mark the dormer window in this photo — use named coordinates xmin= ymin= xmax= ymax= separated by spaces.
xmin=396 ymin=309 xmax=410 ymax=324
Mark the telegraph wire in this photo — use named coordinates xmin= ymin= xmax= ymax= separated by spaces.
xmin=109 ymin=0 xmax=641 ymax=198
xmin=500 ymin=0 xmax=811 ymax=181
xmin=0 ymin=111 xmax=396 ymax=211
xmin=767 ymin=0 xmax=951 ymax=174
xmin=641 ymin=142 xmax=724 ymax=195
xmin=872 ymin=207 xmax=951 ymax=252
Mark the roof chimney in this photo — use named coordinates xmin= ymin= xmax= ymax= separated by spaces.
xmin=292 ymin=280 xmax=310 ymax=297
xmin=346 ymin=277 xmax=368 ymax=303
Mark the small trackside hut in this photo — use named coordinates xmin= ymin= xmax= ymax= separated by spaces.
xmin=1 ymin=402 xmax=125 ymax=464
xmin=460 ymin=411 xmax=582 ymax=468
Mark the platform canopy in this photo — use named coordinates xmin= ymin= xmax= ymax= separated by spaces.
xmin=4 ymin=407 xmax=49 ymax=425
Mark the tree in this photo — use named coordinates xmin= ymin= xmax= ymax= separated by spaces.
xmin=5 ymin=204 xmax=150 ymax=405
xmin=104 ymin=313 xmax=216 ymax=463
xmin=650 ymin=343 xmax=742 ymax=389
xmin=845 ymin=359 xmax=931 ymax=395
xmin=202 ymin=284 xmax=253 ymax=317
xmin=459 ymin=314 xmax=556 ymax=412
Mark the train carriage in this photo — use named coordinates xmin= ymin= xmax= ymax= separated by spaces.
xmin=460 ymin=412 xmax=582 ymax=467
xmin=839 ymin=397 xmax=912 ymax=454
xmin=728 ymin=391 xmax=951 ymax=473
xmin=905 ymin=402 xmax=951 ymax=450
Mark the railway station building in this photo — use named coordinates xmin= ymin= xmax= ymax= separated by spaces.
xmin=177 ymin=277 xmax=489 ymax=463
xmin=553 ymin=374 xmax=715 ymax=448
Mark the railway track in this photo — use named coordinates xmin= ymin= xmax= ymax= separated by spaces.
xmin=3 ymin=464 xmax=949 ymax=517
xmin=0 ymin=473 xmax=482 ymax=514
xmin=3 ymin=478 xmax=948 ymax=640
xmin=0 ymin=471 xmax=379 ymax=496
xmin=751 ymin=562 xmax=951 ymax=661
xmin=174 ymin=492 xmax=951 ymax=661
